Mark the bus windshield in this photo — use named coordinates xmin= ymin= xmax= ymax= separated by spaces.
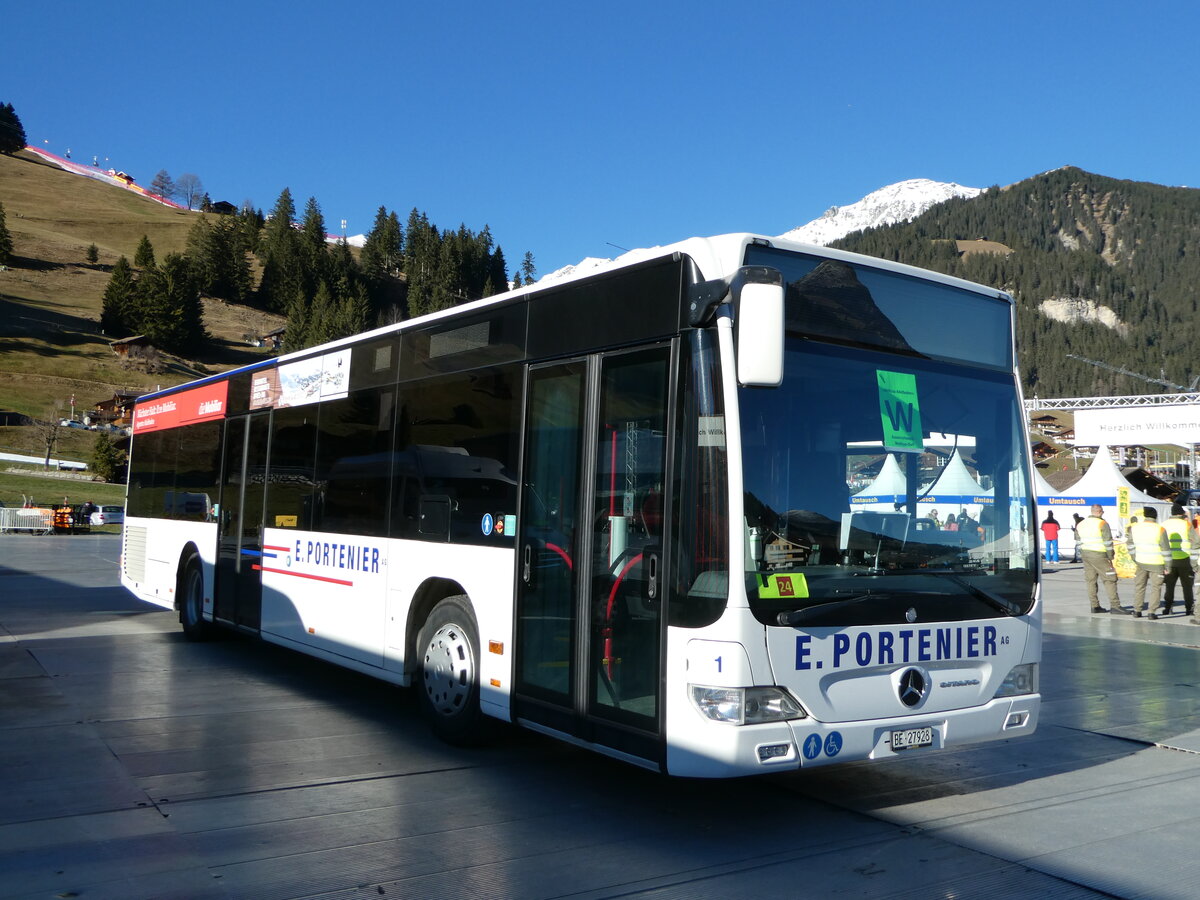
xmin=740 ymin=339 xmax=1037 ymax=626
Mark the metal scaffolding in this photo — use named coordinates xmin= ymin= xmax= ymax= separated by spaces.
xmin=1026 ymin=393 xmax=1200 ymax=411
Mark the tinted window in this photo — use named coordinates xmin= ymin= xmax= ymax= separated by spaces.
xmin=392 ymin=367 xmax=521 ymax=545
xmin=265 ymin=406 xmax=317 ymax=531
xmin=127 ymin=430 xmax=174 ymax=518
xmin=170 ymin=420 xmax=222 ymax=521
xmin=351 ymin=335 xmax=401 ymax=389
xmin=744 ymin=245 xmax=1013 ymax=371
xmin=528 ymin=257 xmax=683 ymax=359
xmin=670 ymin=330 xmax=730 ymax=628
xmin=400 ymin=304 xmax=527 ymax=380
xmin=226 ymin=370 xmax=258 ymax=415
xmin=312 ymin=387 xmax=394 ymax=536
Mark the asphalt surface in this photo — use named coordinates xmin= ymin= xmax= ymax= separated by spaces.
xmin=2 ymin=535 xmax=1199 ymax=899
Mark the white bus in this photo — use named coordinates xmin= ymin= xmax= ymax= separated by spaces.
xmin=120 ymin=233 xmax=1041 ymax=777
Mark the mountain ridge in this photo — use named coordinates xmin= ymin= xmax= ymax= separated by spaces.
xmin=830 ymin=166 xmax=1200 ymax=397
xmin=542 ymin=177 xmax=980 ymax=283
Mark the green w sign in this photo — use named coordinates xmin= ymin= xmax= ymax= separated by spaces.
xmin=877 ymin=370 xmax=924 ymax=452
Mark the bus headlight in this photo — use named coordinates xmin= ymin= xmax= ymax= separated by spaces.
xmin=994 ymin=662 xmax=1038 ymax=698
xmin=690 ymin=685 xmax=806 ymax=724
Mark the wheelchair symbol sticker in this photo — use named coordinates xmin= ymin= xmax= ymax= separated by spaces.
xmin=824 ymin=731 xmax=843 ymax=757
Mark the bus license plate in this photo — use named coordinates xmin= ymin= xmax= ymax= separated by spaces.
xmin=891 ymin=726 xmax=933 ymax=750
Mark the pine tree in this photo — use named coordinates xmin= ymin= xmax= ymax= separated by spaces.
xmin=89 ymin=431 xmax=126 ymax=483
xmin=134 ymin=235 xmax=155 ymax=269
xmin=361 ymin=206 xmax=403 ymax=283
xmin=261 ymin=188 xmax=297 ymax=250
xmin=150 ymin=170 xmax=176 ymax=202
xmin=186 ymin=216 xmax=251 ymax=303
xmin=299 ymin=196 xmax=329 ymax=297
xmin=283 ymin=287 xmax=310 ymax=353
xmin=520 ymin=251 xmax=537 ymax=286
xmin=100 ymin=257 xmax=136 ymax=335
xmin=0 ymin=201 xmax=13 ymax=266
xmin=0 ymin=102 xmax=27 ymax=155
xmin=137 ymin=253 xmax=206 ymax=354
xmin=404 ymin=209 xmax=435 ymax=318
xmin=338 ymin=282 xmax=371 ymax=338
xmin=328 ymin=238 xmax=362 ymax=304
xmin=487 ymin=245 xmax=508 ymax=295
xmin=257 ymin=189 xmax=301 ymax=312
xmin=306 ymin=282 xmax=337 ymax=346
xmin=238 ymin=205 xmax=263 ymax=253
xmin=86 ymin=243 xmax=99 ymax=264
xmin=430 ymin=232 xmax=462 ymax=312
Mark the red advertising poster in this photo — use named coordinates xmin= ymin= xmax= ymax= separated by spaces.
xmin=132 ymin=381 xmax=229 ymax=434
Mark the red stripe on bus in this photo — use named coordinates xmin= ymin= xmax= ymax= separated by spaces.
xmin=253 ymin=565 xmax=354 ymax=586
xmin=263 ymin=545 xmax=291 ymax=552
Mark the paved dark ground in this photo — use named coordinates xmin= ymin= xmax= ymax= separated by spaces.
xmin=2 ymin=535 xmax=1196 ymax=899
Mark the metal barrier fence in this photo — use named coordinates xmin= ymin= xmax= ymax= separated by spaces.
xmin=0 ymin=508 xmax=55 ymax=534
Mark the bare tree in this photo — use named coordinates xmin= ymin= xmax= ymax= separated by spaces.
xmin=176 ymin=173 xmax=204 ymax=210
xmin=33 ymin=405 xmax=66 ymax=469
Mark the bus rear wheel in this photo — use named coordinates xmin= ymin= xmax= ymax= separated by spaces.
xmin=417 ymin=595 xmax=484 ymax=745
xmin=179 ymin=555 xmax=214 ymax=641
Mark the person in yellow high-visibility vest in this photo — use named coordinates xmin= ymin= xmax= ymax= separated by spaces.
xmin=1125 ymin=506 xmax=1170 ymax=619
xmin=1163 ymin=503 xmax=1199 ymax=618
xmin=1078 ymin=504 xmax=1128 ymax=614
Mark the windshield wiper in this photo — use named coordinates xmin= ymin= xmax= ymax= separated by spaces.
xmin=777 ymin=594 xmax=879 ymax=626
xmin=868 ymin=567 xmax=1021 ymax=617
xmin=774 ymin=572 xmax=1022 ymax=626
xmin=935 ymin=572 xmax=1022 ymax=617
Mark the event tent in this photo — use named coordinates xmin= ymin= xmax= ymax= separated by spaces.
xmin=850 ymin=453 xmax=908 ymax=508
xmin=1038 ymin=446 xmax=1168 ymax=547
xmin=916 ymin=448 xmax=991 ymax=519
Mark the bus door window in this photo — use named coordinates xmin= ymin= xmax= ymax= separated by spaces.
xmin=589 ymin=348 xmax=669 ymax=726
xmin=517 ymin=362 xmax=586 ymax=704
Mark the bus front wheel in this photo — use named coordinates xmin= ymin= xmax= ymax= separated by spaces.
xmin=417 ymin=595 xmax=484 ymax=745
xmin=179 ymin=555 xmax=213 ymax=641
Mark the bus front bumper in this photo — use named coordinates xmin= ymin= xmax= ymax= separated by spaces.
xmin=665 ymin=694 xmax=1040 ymax=778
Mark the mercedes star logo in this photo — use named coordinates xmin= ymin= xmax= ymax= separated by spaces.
xmin=898 ymin=668 xmax=927 ymax=707
xmin=905 ymin=607 xmax=918 ymax=623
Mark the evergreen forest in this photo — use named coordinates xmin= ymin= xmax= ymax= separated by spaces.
xmin=100 ymin=187 xmax=535 ymax=356
xmin=830 ymin=167 xmax=1200 ymax=399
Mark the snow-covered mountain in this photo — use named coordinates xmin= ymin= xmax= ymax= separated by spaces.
xmin=540 ymin=178 xmax=982 ymax=283
xmin=779 ymin=178 xmax=982 ymax=246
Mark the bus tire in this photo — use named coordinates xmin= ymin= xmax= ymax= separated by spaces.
xmin=417 ymin=595 xmax=485 ymax=745
xmin=179 ymin=555 xmax=214 ymax=641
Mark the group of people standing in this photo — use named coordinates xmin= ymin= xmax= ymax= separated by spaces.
xmin=1062 ymin=503 xmax=1200 ymax=622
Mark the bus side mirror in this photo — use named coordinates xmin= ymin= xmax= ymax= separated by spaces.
xmin=735 ymin=274 xmax=785 ymax=387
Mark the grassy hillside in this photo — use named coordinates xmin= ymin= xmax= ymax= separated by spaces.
xmin=0 ymin=151 xmax=283 ymax=461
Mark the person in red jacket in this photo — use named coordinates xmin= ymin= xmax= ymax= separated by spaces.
xmin=1041 ymin=512 xmax=1061 ymax=563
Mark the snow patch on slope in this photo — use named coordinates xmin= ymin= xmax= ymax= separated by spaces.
xmin=779 ymin=179 xmax=983 ymax=246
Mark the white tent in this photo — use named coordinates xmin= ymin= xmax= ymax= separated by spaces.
xmin=1031 ymin=464 xmax=1059 ymax=502
xmin=1040 ymin=446 xmax=1168 ymax=543
xmin=849 ymin=454 xmax=909 ymax=510
xmin=916 ymin=449 xmax=991 ymax=522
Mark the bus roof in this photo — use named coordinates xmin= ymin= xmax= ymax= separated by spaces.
xmin=134 ymin=233 xmax=1011 ymax=405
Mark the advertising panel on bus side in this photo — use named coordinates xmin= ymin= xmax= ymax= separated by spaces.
xmin=133 ymin=382 xmax=229 ymax=434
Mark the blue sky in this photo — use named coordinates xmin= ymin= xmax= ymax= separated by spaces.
xmin=3 ymin=1 xmax=1197 ymax=277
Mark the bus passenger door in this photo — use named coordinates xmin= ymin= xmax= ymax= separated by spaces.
xmin=516 ymin=346 xmax=672 ymax=763
xmin=214 ymin=412 xmax=270 ymax=630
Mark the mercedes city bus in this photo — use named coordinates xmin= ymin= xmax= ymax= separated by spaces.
xmin=119 ymin=233 xmax=1041 ymax=777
